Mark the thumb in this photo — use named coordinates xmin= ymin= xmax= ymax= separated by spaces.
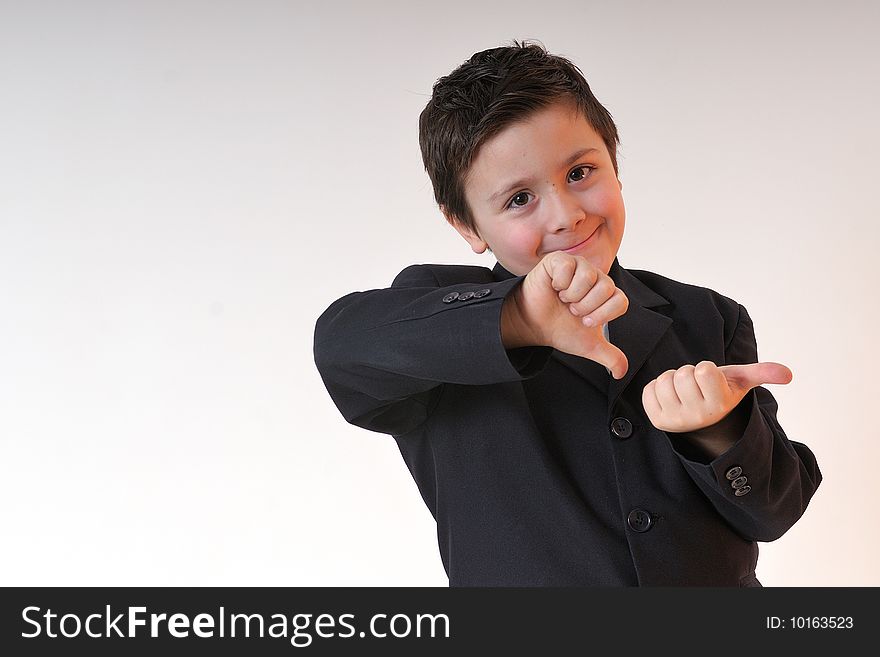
xmin=587 ymin=341 xmax=629 ymax=381
xmin=718 ymin=361 xmax=793 ymax=392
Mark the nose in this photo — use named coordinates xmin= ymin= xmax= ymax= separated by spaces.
xmin=545 ymin=187 xmax=586 ymax=233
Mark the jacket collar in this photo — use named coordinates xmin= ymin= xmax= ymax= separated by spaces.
xmin=492 ymin=256 xmax=667 ymax=308
xmin=493 ymin=257 xmax=672 ymax=411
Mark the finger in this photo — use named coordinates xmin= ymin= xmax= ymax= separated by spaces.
xmin=673 ymin=364 xmax=705 ymax=408
xmin=692 ymin=360 xmax=730 ymax=410
xmin=580 ymin=288 xmax=629 ymax=326
xmin=566 ymin=271 xmax=615 ymax=315
xmin=558 ymin=260 xmax=600 ymax=304
xmin=719 ymin=361 xmax=793 ymax=391
xmin=654 ymin=369 xmax=681 ymax=412
xmin=642 ymin=379 xmax=663 ymax=420
xmin=542 ymin=253 xmax=577 ymax=292
xmin=584 ymin=339 xmax=629 ymax=380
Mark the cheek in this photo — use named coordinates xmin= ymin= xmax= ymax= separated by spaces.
xmin=587 ymin=186 xmax=621 ymax=212
xmin=503 ymin=224 xmax=543 ymax=256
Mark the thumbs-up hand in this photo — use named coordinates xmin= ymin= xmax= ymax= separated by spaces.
xmin=642 ymin=360 xmax=792 ymax=434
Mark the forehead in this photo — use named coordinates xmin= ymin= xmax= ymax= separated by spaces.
xmin=464 ymin=101 xmax=606 ymax=197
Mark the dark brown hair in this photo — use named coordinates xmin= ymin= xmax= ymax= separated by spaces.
xmin=419 ymin=39 xmax=621 ymax=236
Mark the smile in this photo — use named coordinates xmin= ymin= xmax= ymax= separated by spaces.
xmin=560 ymin=225 xmax=601 ymax=253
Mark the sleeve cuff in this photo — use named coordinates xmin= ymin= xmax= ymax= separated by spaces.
xmin=670 ymin=388 xmax=773 ymax=498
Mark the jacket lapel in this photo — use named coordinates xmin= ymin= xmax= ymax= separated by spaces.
xmin=605 ymin=259 xmax=672 ymax=414
xmin=553 ymin=350 xmax=612 ymax=396
xmin=493 ymin=257 xmax=672 ymax=410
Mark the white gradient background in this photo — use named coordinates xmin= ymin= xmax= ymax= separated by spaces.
xmin=1 ymin=0 xmax=877 ymax=586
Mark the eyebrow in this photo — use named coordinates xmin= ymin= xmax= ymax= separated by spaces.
xmin=487 ymin=147 xmax=600 ymax=204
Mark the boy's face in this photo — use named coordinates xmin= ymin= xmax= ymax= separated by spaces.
xmin=447 ymin=100 xmax=625 ymax=277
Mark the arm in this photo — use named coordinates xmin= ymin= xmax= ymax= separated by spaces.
xmin=313 ymin=265 xmax=551 ymax=435
xmin=316 ymin=250 xmax=633 ymax=436
xmin=666 ymin=304 xmax=823 ymax=542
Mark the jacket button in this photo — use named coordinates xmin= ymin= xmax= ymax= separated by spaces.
xmin=457 ymin=291 xmax=475 ymax=301
xmin=473 ymin=288 xmax=491 ymax=298
xmin=610 ymin=417 xmax=633 ymax=439
xmin=725 ymin=466 xmax=743 ymax=480
xmin=627 ymin=508 xmax=653 ymax=533
xmin=442 ymin=292 xmax=459 ymax=303
xmin=734 ymin=485 xmax=752 ymax=496
xmin=731 ymin=476 xmax=748 ymax=489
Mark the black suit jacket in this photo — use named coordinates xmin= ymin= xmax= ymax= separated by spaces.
xmin=314 ymin=257 xmax=822 ymax=586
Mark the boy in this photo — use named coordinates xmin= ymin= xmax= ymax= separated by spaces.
xmin=313 ymin=41 xmax=821 ymax=586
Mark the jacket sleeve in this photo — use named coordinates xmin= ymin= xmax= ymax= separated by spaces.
xmin=670 ymin=303 xmax=822 ymax=542
xmin=313 ymin=264 xmax=552 ymax=436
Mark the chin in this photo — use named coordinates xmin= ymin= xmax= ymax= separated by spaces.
xmin=579 ymin=254 xmax=608 ymax=274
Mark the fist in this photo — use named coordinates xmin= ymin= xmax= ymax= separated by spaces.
xmin=505 ymin=251 xmax=629 ymax=378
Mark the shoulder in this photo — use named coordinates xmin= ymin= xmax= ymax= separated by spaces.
xmin=392 ymin=263 xmax=498 ymax=288
xmin=622 ymin=265 xmax=745 ymax=346
xmin=627 ymin=266 xmax=741 ymax=311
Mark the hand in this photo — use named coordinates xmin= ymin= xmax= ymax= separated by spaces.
xmin=501 ymin=251 xmax=629 ymax=379
xmin=642 ymin=360 xmax=793 ymax=433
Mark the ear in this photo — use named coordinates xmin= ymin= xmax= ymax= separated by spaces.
xmin=442 ymin=207 xmax=489 ymax=255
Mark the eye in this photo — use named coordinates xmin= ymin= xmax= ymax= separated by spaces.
xmin=509 ymin=191 xmax=532 ymax=209
xmin=568 ymin=165 xmax=595 ymax=182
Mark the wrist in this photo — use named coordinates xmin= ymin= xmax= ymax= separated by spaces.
xmin=677 ymin=402 xmax=749 ymax=459
xmin=501 ymin=284 xmax=540 ymax=349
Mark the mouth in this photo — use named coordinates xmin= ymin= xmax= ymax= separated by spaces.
xmin=559 ymin=224 xmax=601 ymax=253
